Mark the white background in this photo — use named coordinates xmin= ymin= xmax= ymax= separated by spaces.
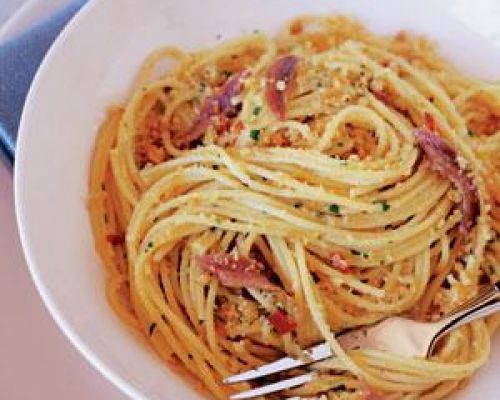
xmin=0 ymin=1 xmax=124 ymax=399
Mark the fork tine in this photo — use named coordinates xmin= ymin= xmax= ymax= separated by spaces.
xmin=224 ymin=342 xmax=331 ymax=384
xmin=229 ymin=372 xmax=316 ymax=399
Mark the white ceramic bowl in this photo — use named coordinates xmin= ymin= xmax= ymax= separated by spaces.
xmin=14 ymin=0 xmax=500 ymax=399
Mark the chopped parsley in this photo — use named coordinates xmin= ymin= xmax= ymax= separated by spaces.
xmin=250 ymin=129 xmax=260 ymax=141
xmin=212 ymin=164 xmax=220 ymax=170
xmin=252 ymin=106 xmax=262 ymax=116
xmin=149 ymin=323 xmax=157 ymax=336
xmin=350 ymin=249 xmax=361 ymax=256
xmin=328 ymin=204 xmax=340 ymax=214
xmin=374 ymin=200 xmax=390 ymax=212
xmin=467 ymin=129 xmax=474 ymax=137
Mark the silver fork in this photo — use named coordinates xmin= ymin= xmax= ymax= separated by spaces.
xmin=224 ymin=282 xmax=500 ymax=399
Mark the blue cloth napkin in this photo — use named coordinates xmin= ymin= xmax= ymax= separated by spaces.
xmin=0 ymin=0 xmax=86 ymax=164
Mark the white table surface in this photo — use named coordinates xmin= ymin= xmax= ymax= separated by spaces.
xmin=0 ymin=2 xmax=125 ymax=399
xmin=0 ymin=2 xmax=498 ymax=400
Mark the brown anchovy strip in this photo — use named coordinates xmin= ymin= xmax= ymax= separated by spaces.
xmin=181 ymin=69 xmax=251 ymax=146
xmin=197 ymin=252 xmax=278 ymax=291
xmin=415 ymin=128 xmax=479 ymax=235
xmin=265 ymin=55 xmax=300 ymax=120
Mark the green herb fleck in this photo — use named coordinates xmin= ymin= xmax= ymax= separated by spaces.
xmin=362 ymin=253 xmax=369 ymax=259
xmin=250 ymin=129 xmax=260 ymax=141
xmin=294 ymin=202 xmax=303 ymax=209
xmin=212 ymin=165 xmax=220 ymax=170
xmin=149 ymin=323 xmax=157 ymax=336
xmin=147 ymin=241 xmax=154 ymax=248
xmin=351 ymin=249 xmax=361 ymax=256
xmin=252 ymin=106 xmax=262 ymax=116
xmin=374 ymin=200 xmax=390 ymax=212
xmin=328 ymin=204 xmax=340 ymax=214
xmin=467 ymin=129 xmax=474 ymax=137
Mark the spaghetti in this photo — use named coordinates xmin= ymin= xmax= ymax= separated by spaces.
xmin=88 ymin=15 xmax=500 ymax=399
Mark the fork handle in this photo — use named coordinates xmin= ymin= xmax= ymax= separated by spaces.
xmin=429 ymin=282 xmax=500 ymax=355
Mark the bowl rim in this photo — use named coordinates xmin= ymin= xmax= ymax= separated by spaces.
xmin=13 ymin=0 xmax=146 ymax=399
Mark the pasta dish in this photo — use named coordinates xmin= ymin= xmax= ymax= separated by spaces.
xmin=88 ymin=15 xmax=500 ymax=399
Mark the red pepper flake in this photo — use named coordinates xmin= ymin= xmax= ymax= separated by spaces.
xmin=372 ymin=88 xmax=393 ymax=105
xmin=216 ymin=115 xmax=232 ymax=134
xmin=289 ymin=20 xmax=303 ymax=35
xmin=328 ymin=252 xmax=353 ymax=273
xmin=424 ymin=112 xmax=437 ymax=131
xmin=268 ymin=310 xmax=297 ymax=335
xmin=106 ymin=233 xmax=125 ymax=246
